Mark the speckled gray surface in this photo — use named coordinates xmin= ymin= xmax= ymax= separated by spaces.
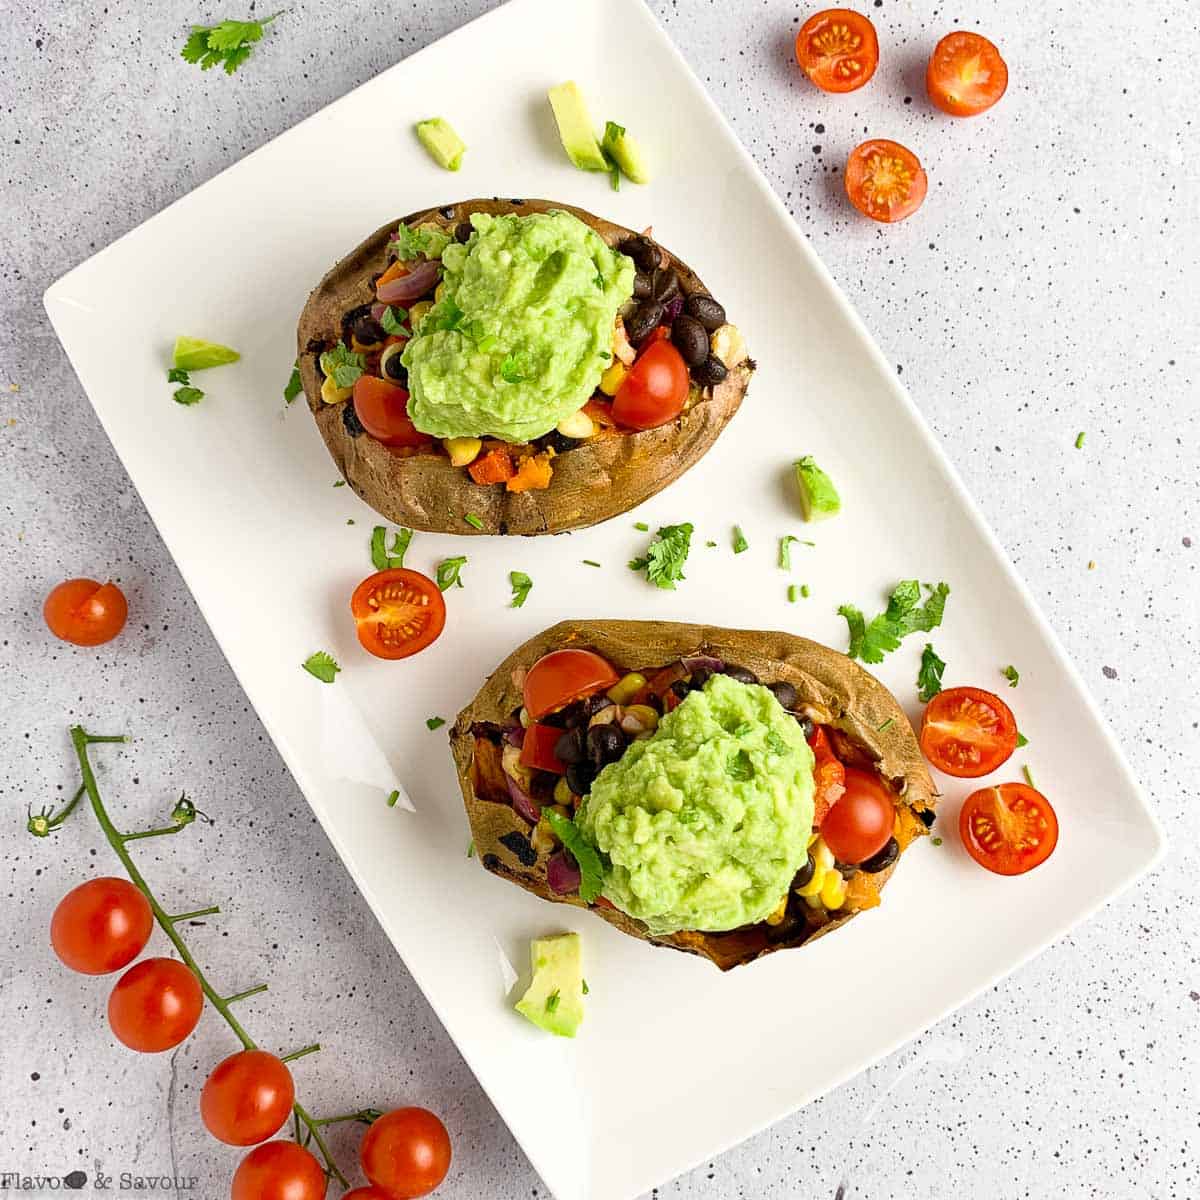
xmin=1 ymin=1 xmax=1197 ymax=1197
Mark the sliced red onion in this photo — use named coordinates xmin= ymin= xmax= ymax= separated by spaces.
xmin=503 ymin=724 xmax=526 ymax=748
xmin=505 ymin=773 xmax=540 ymax=824
xmin=682 ymin=655 xmax=724 ymax=674
xmin=546 ymin=852 xmax=581 ymax=895
xmin=370 ymin=302 xmax=387 ymax=323
xmin=663 ymin=294 xmax=685 ymax=323
xmin=377 ymin=259 xmax=440 ymax=304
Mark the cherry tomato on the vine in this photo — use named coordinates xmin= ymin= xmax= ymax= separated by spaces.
xmin=50 ymin=877 xmax=153 ymax=975
xmin=231 ymin=1141 xmax=327 ymax=1200
xmin=360 ymin=1107 xmax=452 ymax=1200
xmin=200 ymin=1049 xmax=295 ymax=1146
xmin=43 ymin=578 xmax=128 ymax=646
xmin=107 ymin=957 xmax=203 ymax=1052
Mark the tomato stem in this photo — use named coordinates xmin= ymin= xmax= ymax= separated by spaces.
xmin=312 ymin=1108 xmax=383 ymax=1127
xmin=280 ymin=1043 xmax=321 ymax=1063
xmin=66 ymin=727 xmax=363 ymax=1190
xmin=26 ymin=784 xmax=87 ymax=837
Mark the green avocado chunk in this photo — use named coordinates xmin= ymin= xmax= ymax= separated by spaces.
xmin=601 ymin=121 xmax=650 ymax=185
xmin=794 ymin=455 xmax=841 ymax=521
xmin=172 ymin=336 xmax=240 ymax=372
xmin=514 ymin=933 xmax=584 ymax=1038
xmin=415 ymin=117 xmax=466 ymax=171
xmin=547 ymin=82 xmax=608 ymax=172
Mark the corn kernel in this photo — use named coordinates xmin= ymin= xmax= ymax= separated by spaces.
xmin=445 ymin=436 xmax=482 ymax=467
xmin=518 ymin=707 xmax=531 ymax=728
xmin=435 ymin=282 xmax=447 ymax=305
xmin=553 ymin=777 xmax=573 ymax=806
xmin=588 ymin=704 xmax=620 ymax=727
xmin=765 ymin=893 xmax=789 ymax=926
xmin=607 ymin=672 xmax=646 ymax=705
xmin=599 ymin=361 xmax=628 ymax=396
xmin=711 ymin=323 xmax=747 ymax=369
xmin=351 ymin=333 xmax=381 ymax=354
xmin=820 ymin=870 xmax=847 ymax=911
xmin=320 ymin=376 xmax=353 ymax=405
xmin=556 ymin=409 xmax=597 ymax=440
xmin=620 ymin=704 xmax=659 ymax=735
xmin=813 ymin=839 xmax=835 ymax=873
xmin=408 ymin=300 xmax=433 ymax=329
xmin=796 ymin=864 xmax=825 ymax=898
xmin=531 ymin=819 xmax=558 ymax=857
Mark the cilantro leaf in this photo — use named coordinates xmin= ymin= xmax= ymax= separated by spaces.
xmin=765 ymin=730 xmax=789 ymax=756
xmin=302 ymin=651 xmax=340 ymax=684
xmin=1001 ymin=664 xmax=1020 ymax=688
xmin=180 ymin=12 xmax=281 ymax=75
xmin=629 ymin=522 xmax=693 ymax=590
xmin=181 ymin=27 xmax=212 ymax=64
xmin=388 ymin=223 xmax=452 ymax=262
xmin=463 ymin=513 xmax=484 ymax=530
xmin=426 ymin=716 xmax=446 ymax=731
xmin=840 ymin=581 xmax=951 ymax=664
xmin=509 ymin=571 xmax=533 ymax=608
xmin=319 ymin=342 xmax=364 ymax=390
xmin=542 ymin=810 xmax=604 ymax=904
xmin=284 ymin=361 xmax=302 ymax=404
xmin=436 ymin=556 xmax=467 ymax=591
xmin=167 ymin=367 xmax=190 ymax=385
xmin=380 ymin=306 xmax=408 ymax=336
xmin=371 ymin=526 xmax=412 ymax=571
xmin=732 ymin=525 xmax=749 ymax=554
xmin=778 ymin=534 xmax=813 ymax=571
xmin=727 ymin=749 xmax=754 ymax=781
xmin=917 ymin=643 xmax=946 ymax=703
xmin=1016 ymin=731 xmax=1029 ymax=748
xmin=173 ymin=386 xmax=204 ymax=406
xmin=838 ymin=604 xmax=866 ymax=659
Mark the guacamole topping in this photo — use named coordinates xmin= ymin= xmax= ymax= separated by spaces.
xmin=577 ymin=674 xmax=816 ymax=935
xmin=401 ymin=210 xmax=635 ymax=441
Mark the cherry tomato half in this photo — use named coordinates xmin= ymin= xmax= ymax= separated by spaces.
xmin=522 ymin=649 xmax=620 ymax=720
xmin=820 ymin=767 xmax=895 ymax=865
xmin=352 ymin=376 xmax=433 ymax=449
xmin=807 ymin=727 xmax=847 ymax=829
xmin=50 ymin=877 xmax=153 ymax=975
xmin=845 ymin=139 xmax=927 ymax=223
xmin=520 ymin=724 xmax=567 ymax=775
xmin=959 ymin=782 xmax=1058 ymax=876
xmin=231 ymin=1141 xmax=327 ymax=1200
xmin=341 ymin=1190 xmax=394 ymax=1200
xmin=360 ymin=1107 xmax=452 ymax=1200
xmin=611 ymin=340 xmax=690 ymax=431
xmin=200 ymin=1049 xmax=295 ymax=1147
xmin=351 ymin=568 xmax=446 ymax=661
xmin=108 ymin=957 xmax=203 ymax=1052
xmin=920 ymin=686 xmax=1017 ymax=778
xmin=795 ymin=9 xmax=879 ymax=94
xmin=927 ymin=31 xmax=1008 ymax=117
xmin=43 ymin=578 xmax=128 ymax=646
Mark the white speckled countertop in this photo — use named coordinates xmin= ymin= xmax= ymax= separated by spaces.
xmin=1 ymin=1 xmax=1197 ymax=1197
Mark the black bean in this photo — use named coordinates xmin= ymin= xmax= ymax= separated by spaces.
xmin=566 ymin=761 xmax=596 ymax=796
xmin=768 ymin=681 xmax=798 ymax=711
xmin=342 ymin=401 xmax=365 ymax=437
xmin=692 ymin=355 xmax=729 ymax=387
xmin=554 ymin=727 xmax=587 ymax=765
xmin=859 ymin=837 xmax=900 ymax=874
xmin=384 ymin=354 xmax=408 ymax=385
xmin=352 ymin=315 xmax=387 ymax=345
xmin=797 ymin=716 xmax=815 ymax=739
xmin=499 ymin=831 xmax=538 ymax=866
xmin=618 ymin=236 xmax=661 ymax=274
xmin=722 ymin=664 xmax=759 ymax=685
xmin=540 ymin=706 xmax=573 ymax=729
xmin=481 ymin=853 xmax=501 ymax=872
xmin=587 ymin=724 xmax=626 ymax=767
xmin=455 ymin=221 xmax=473 ymax=244
xmin=670 ymin=680 xmax=691 ymax=700
xmin=539 ymin=430 xmax=578 ymax=455
xmin=340 ymin=303 xmax=373 ymax=346
xmin=689 ymin=667 xmax=714 ymax=690
xmin=685 ymin=294 xmax=727 ymax=331
xmin=917 ymin=808 xmax=936 ymax=828
xmin=792 ymin=857 xmax=815 ymax=889
xmin=625 ymin=302 xmax=664 ymax=344
xmin=671 ymin=314 xmax=709 ymax=367
xmin=650 ymin=268 xmax=680 ymax=305
xmin=632 ymin=272 xmax=653 ymax=300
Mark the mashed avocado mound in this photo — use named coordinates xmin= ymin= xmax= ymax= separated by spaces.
xmin=402 ymin=211 xmax=634 ymax=442
xmin=577 ymin=674 xmax=816 ymax=935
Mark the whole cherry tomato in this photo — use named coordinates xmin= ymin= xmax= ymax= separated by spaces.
xmin=43 ymin=578 xmax=128 ymax=645
xmin=360 ymin=1107 xmax=452 ymax=1200
xmin=50 ymin=877 xmax=153 ymax=975
xmin=107 ymin=957 xmax=203 ymax=1052
xmin=231 ymin=1141 xmax=327 ymax=1200
xmin=200 ymin=1049 xmax=295 ymax=1146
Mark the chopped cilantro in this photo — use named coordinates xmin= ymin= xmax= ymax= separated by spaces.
xmin=284 ymin=361 xmax=302 ymax=404
xmin=333 ymin=480 xmax=345 ymax=487
xmin=302 ymin=651 xmax=340 ymax=684
xmin=838 ymin=580 xmax=951 ymax=664
xmin=1001 ymin=664 xmax=1020 ymax=688
xmin=917 ymin=644 xmax=946 ymax=703
xmin=173 ymin=386 xmax=204 ymax=406
xmin=467 ymin=840 xmax=475 ymax=858
xmin=732 ymin=525 xmax=749 ymax=554
xmin=388 ymin=223 xmax=452 ymax=261
xmin=463 ymin=513 xmax=485 ymax=530
xmin=499 ymin=353 xmax=528 ymax=384
xmin=167 ymin=367 xmax=190 ymax=385
xmin=582 ymin=559 xmax=601 ymax=568
xmin=477 ymin=333 xmax=499 ymax=353
xmin=509 ymin=571 xmax=533 ymax=608
xmin=581 ymin=979 xmax=589 ymax=995
xmin=629 ymin=522 xmax=694 ymax=590
xmin=1075 ymin=431 xmax=1086 ymax=449
xmin=386 ymin=790 xmax=400 ymax=808
xmin=877 ymin=718 xmax=894 ymax=732
xmin=1023 ymin=764 xmax=1037 ymax=789
xmin=778 ymin=534 xmax=813 ymax=570
xmin=634 ymin=521 xmax=649 ymax=532
xmin=765 ymin=730 xmax=789 ymax=756
xmin=381 ymin=306 xmax=408 ymax=336
xmin=788 ymin=585 xmax=799 ymax=603
xmin=705 ymin=540 xmax=717 ymax=549
xmin=932 ymin=836 xmax=944 ymax=847
xmin=545 ymin=990 xmax=561 ymax=1014
xmin=180 ymin=12 xmax=282 ymax=76
xmin=1016 ymin=732 xmax=1029 ymax=748
xmin=436 ymin=556 xmax=467 ymax=590
xmin=542 ymin=810 xmax=604 ymax=903
xmin=727 ymin=749 xmax=754 ymax=781
xmin=426 ymin=717 xmax=446 ymax=731
xmin=320 ymin=342 xmax=365 ymax=389
xmin=801 ymin=584 xmax=810 ymax=599
xmin=371 ymin=526 xmax=412 ymax=571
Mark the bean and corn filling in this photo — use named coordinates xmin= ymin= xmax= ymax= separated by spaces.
xmin=316 ymin=219 xmax=746 ymax=495
xmin=470 ymin=655 xmax=931 ymax=939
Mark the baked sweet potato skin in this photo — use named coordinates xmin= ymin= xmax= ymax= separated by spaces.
xmin=297 ymin=199 xmax=753 ymax=536
xmin=450 ymin=620 xmax=937 ymax=971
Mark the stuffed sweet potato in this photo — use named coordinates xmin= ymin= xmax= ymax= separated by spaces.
xmin=297 ymin=199 xmax=753 ymax=536
xmin=450 ymin=620 xmax=937 ymax=971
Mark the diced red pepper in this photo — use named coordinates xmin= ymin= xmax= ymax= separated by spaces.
xmin=519 ymin=723 xmax=567 ymax=774
xmin=808 ymin=726 xmax=847 ymax=828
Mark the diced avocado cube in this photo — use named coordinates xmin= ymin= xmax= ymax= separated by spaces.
xmin=172 ymin=336 xmax=240 ymax=372
xmin=794 ymin=455 xmax=841 ymax=521
xmin=415 ymin=117 xmax=466 ymax=172
xmin=601 ymin=121 xmax=650 ymax=185
xmin=514 ymin=933 xmax=584 ymax=1038
xmin=547 ymin=82 xmax=608 ymax=173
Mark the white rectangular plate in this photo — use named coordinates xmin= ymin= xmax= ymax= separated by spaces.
xmin=45 ymin=1 xmax=1164 ymax=1197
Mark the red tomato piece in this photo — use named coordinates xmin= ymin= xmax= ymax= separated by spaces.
xmin=927 ymin=31 xmax=1008 ymax=117
xmin=523 ymin=649 xmax=620 ymax=720
xmin=108 ymin=957 xmax=203 ymax=1052
xmin=50 ymin=877 xmax=153 ymax=975
xmin=959 ymin=782 xmax=1058 ymax=875
xmin=807 ymin=727 xmax=847 ymax=828
xmin=920 ymin=686 xmax=1017 ymax=777
xmin=795 ymin=9 xmax=879 ymax=93
xmin=520 ymin=724 xmax=567 ymax=774
xmin=43 ymin=578 xmax=128 ymax=646
xmin=352 ymin=376 xmax=433 ymax=448
xmin=611 ymin=340 xmax=690 ymax=431
xmin=820 ymin=767 xmax=895 ymax=864
xmin=845 ymin=139 xmax=927 ymax=223
xmin=231 ymin=1141 xmax=327 ymax=1200
xmin=360 ymin=1107 xmax=452 ymax=1200
xmin=200 ymin=1049 xmax=295 ymax=1147
xmin=351 ymin=568 xmax=446 ymax=661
